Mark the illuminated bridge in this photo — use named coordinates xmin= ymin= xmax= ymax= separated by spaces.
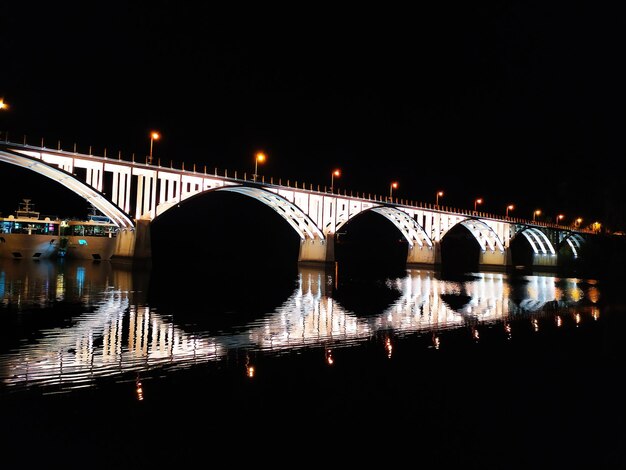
xmin=0 ymin=140 xmax=591 ymax=270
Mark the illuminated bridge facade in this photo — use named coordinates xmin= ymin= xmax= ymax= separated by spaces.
xmin=0 ymin=141 xmax=590 ymax=270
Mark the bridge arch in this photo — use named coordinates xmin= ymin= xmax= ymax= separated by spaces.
xmin=513 ymin=227 xmax=556 ymax=256
xmin=150 ymin=185 xmax=330 ymax=265
xmin=559 ymin=232 xmax=586 ymax=258
xmin=217 ymin=186 xmax=324 ymax=241
xmin=453 ymin=219 xmax=505 ymax=253
xmin=0 ymin=147 xmax=134 ymax=229
xmin=336 ymin=206 xmax=433 ymax=249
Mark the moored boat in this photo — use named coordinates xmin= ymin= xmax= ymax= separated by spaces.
xmin=60 ymin=209 xmax=119 ymax=260
xmin=0 ymin=199 xmax=62 ymax=259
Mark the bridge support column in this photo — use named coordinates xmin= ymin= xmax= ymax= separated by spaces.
xmin=112 ymin=219 xmax=152 ymax=261
xmin=298 ymin=234 xmax=335 ymax=265
xmin=478 ymin=250 xmax=508 ymax=271
xmin=406 ymin=244 xmax=437 ymax=267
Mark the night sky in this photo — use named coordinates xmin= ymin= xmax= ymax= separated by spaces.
xmin=2 ymin=3 xmax=625 ymax=230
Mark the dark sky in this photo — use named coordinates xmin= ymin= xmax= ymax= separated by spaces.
xmin=2 ymin=3 xmax=625 ymax=229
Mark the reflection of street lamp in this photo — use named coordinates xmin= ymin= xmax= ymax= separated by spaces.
xmin=436 ymin=191 xmax=444 ymax=207
xmin=556 ymin=214 xmax=564 ymax=224
xmin=533 ymin=209 xmax=541 ymax=222
xmin=506 ymin=204 xmax=514 ymax=218
xmin=148 ymin=131 xmax=160 ymax=165
xmin=389 ymin=181 xmax=398 ymax=201
xmin=330 ymin=169 xmax=341 ymax=192
xmin=253 ymin=152 xmax=266 ymax=182
xmin=474 ymin=198 xmax=483 ymax=213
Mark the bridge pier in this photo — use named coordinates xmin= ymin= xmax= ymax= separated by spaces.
xmin=298 ymin=234 xmax=335 ymax=266
xmin=112 ymin=219 xmax=152 ymax=261
xmin=478 ymin=249 xmax=508 ymax=271
xmin=406 ymin=243 xmax=438 ymax=268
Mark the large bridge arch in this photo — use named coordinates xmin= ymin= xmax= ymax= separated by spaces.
xmin=0 ymin=147 xmax=133 ymax=228
xmin=150 ymin=185 xmax=327 ymax=265
xmin=336 ymin=206 xmax=434 ymax=249
xmin=0 ymin=146 xmax=146 ymax=259
xmin=218 ymin=186 xmax=324 ymax=241
xmin=440 ymin=219 xmax=507 ymax=271
xmin=509 ymin=226 xmax=558 ymax=270
xmin=334 ymin=206 xmax=437 ymax=267
xmin=559 ymin=232 xmax=586 ymax=258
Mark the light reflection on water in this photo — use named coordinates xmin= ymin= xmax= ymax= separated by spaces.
xmin=0 ymin=258 xmax=601 ymax=395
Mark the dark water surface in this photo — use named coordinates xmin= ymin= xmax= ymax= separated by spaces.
xmin=1 ymin=258 xmax=625 ymax=467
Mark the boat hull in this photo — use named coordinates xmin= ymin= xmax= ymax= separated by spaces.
xmin=0 ymin=233 xmax=60 ymax=259
xmin=62 ymin=235 xmax=117 ymax=260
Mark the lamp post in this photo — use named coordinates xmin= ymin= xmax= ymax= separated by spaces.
xmin=148 ymin=131 xmax=160 ymax=165
xmin=533 ymin=209 xmax=541 ymax=222
xmin=436 ymin=191 xmax=444 ymax=207
xmin=506 ymin=204 xmax=514 ymax=218
xmin=474 ymin=198 xmax=483 ymax=213
xmin=389 ymin=181 xmax=398 ymax=201
xmin=555 ymin=214 xmax=564 ymax=225
xmin=0 ymin=99 xmax=8 ymax=141
xmin=575 ymin=217 xmax=583 ymax=228
xmin=253 ymin=151 xmax=266 ymax=182
xmin=330 ymin=169 xmax=341 ymax=193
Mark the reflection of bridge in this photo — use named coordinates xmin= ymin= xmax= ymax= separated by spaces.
xmin=1 ymin=141 xmax=590 ymax=269
xmin=0 ymin=262 xmax=594 ymax=392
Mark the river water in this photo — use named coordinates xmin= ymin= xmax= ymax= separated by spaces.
xmin=1 ymin=257 xmax=624 ymax=467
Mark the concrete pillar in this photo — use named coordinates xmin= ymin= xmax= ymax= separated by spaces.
xmin=113 ymin=229 xmax=136 ymax=258
xmin=298 ymin=233 xmax=335 ymax=265
xmin=478 ymin=250 xmax=508 ymax=271
xmin=112 ymin=219 xmax=152 ymax=261
xmin=406 ymin=244 xmax=437 ymax=267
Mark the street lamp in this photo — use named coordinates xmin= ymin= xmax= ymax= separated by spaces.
xmin=474 ymin=198 xmax=483 ymax=213
xmin=506 ymin=204 xmax=514 ymax=218
xmin=436 ymin=191 xmax=444 ymax=207
xmin=148 ymin=131 xmax=160 ymax=165
xmin=533 ymin=209 xmax=541 ymax=222
xmin=575 ymin=217 xmax=583 ymax=228
xmin=330 ymin=169 xmax=341 ymax=192
xmin=555 ymin=214 xmax=564 ymax=225
xmin=0 ymin=99 xmax=8 ymax=141
xmin=389 ymin=181 xmax=398 ymax=201
xmin=253 ymin=151 xmax=266 ymax=182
